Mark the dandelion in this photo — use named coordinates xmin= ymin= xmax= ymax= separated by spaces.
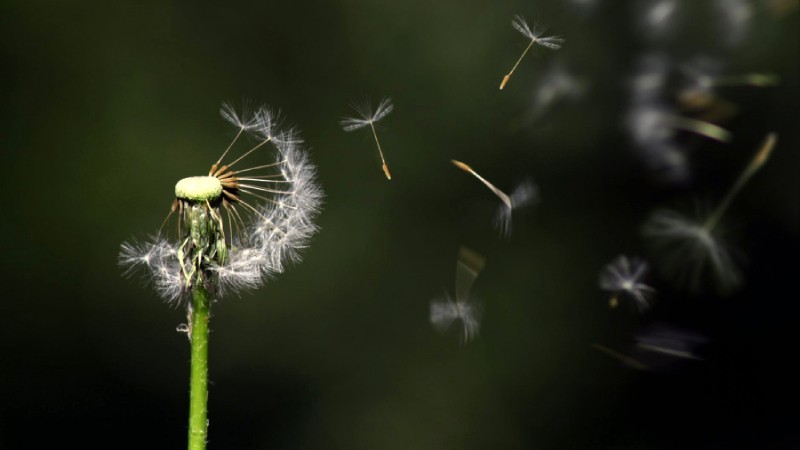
xmin=642 ymin=133 xmax=776 ymax=293
xmin=119 ymin=102 xmax=323 ymax=450
xmin=430 ymin=246 xmax=486 ymax=344
xmin=598 ymin=255 xmax=656 ymax=311
xmin=499 ymin=15 xmax=564 ymax=90
xmin=593 ymin=324 xmax=706 ymax=371
xmin=341 ymin=97 xmax=394 ymax=180
xmin=451 ymin=159 xmax=538 ymax=236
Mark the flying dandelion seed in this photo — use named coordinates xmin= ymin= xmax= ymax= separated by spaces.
xmin=527 ymin=60 xmax=587 ymax=121
xmin=626 ymin=53 xmax=736 ymax=185
xmin=629 ymin=101 xmax=733 ymax=145
xmin=626 ymin=99 xmax=731 ymax=185
xmin=682 ymin=61 xmax=778 ymax=91
xmin=598 ymin=255 xmax=656 ymax=311
xmin=677 ymin=57 xmax=779 ymax=115
xmin=628 ymin=56 xmax=767 ymax=145
xmin=642 ymin=133 xmax=777 ymax=293
xmin=645 ymin=0 xmax=678 ymax=27
xmin=430 ymin=246 xmax=486 ymax=344
xmin=594 ymin=324 xmax=706 ymax=372
xmin=499 ymin=15 xmax=564 ymax=90
xmin=715 ymin=0 xmax=755 ymax=47
xmin=451 ymin=159 xmax=538 ymax=236
xmin=766 ymin=0 xmax=799 ymax=17
xmin=630 ymin=53 xmax=672 ymax=103
xmin=120 ymin=102 xmax=324 ymax=303
xmin=679 ymin=73 xmax=778 ymax=115
xmin=637 ymin=0 xmax=681 ymax=40
xmin=341 ymin=97 xmax=394 ymax=180
xmin=635 ymin=324 xmax=706 ymax=362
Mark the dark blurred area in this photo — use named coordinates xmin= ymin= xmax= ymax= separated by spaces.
xmin=1 ymin=1 xmax=798 ymax=449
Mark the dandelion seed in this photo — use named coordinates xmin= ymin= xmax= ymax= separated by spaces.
xmin=626 ymin=54 xmax=736 ymax=185
xmin=593 ymin=325 xmax=706 ymax=372
xmin=715 ymin=0 xmax=754 ymax=47
xmin=680 ymin=58 xmax=779 ymax=96
xmin=451 ymin=159 xmax=538 ymax=236
xmin=637 ymin=0 xmax=680 ymax=40
xmin=630 ymin=53 xmax=672 ymax=103
xmin=592 ymin=323 xmax=708 ymax=371
xmin=120 ymin=102 xmax=323 ymax=305
xmin=599 ymin=255 xmax=656 ymax=311
xmin=499 ymin=15 xmax=564 ymax=90
xmin=642 ymin=133 xmax=777 ymax=293
xmin=635 ymin=324 xmax=706 ymax=361
xmin=645 ymin=0 xmax=678 ymax=28
xmin=430 ymin=246 xmax=486 ymax=344
xmin=341 ymin=97 xmax=394 ymax=180
xmin=528 ymin=61 xmax=587 ymax=121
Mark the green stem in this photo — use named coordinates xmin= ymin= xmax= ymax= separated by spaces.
xmin=188 ymin=285 xmax=211 ymax=450
xmin=702 ymin=133 xmax=777 ymax=232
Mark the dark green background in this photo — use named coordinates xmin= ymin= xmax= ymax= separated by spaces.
xmin=2 ymin=1 xmax=798 ymax=449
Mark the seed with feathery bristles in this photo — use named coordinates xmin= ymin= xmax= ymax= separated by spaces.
xmin=430 ymin=247 xmax=486 ymax=344
xmin=677 ymin=57 xmax=779 ymax=112
xmin=499 ymin=15 xmax=564 ymax=90
xmin=642 ymin=133 xmax=776 ymax=294
xmin=598 ymin=255 xmax=656 ymax=311
xmin=451 ymin=159 xmax=538 ymax=237
xmin=340 ymin=97 xmax=394 ymax=180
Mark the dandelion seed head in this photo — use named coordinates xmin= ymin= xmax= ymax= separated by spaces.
xmin=120 ymin=102 xmax=323 ymax=305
